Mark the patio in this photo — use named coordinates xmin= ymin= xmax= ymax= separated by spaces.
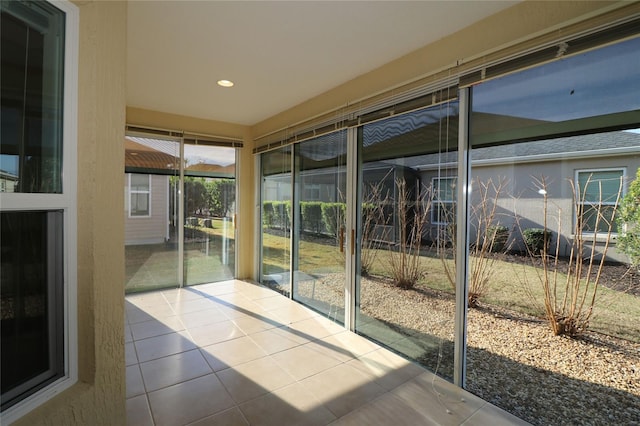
xmin=125 ymin=280 xmax=528 ymax=425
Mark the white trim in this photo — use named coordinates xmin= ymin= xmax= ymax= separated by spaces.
xmin=0 ymin=0 xmax=78 ymax=423
xmin=454 ymin=87 xmax=471 ymax=388
xmin=345 ymin=127 xmax=358 ymax=331
xmin=165 ymin=176 xmax=170 ymax=241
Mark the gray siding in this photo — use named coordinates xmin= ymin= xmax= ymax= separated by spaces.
xmin=125 ymin=174 xmax=170 ymax=245
xmin=420 ymin=152 xmax=640 ymax=263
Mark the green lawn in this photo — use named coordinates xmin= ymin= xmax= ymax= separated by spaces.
xmin=261 ymin=230 xmax=640 ymax=343
xmin=126 ymin=220 xmax=235 ymax=293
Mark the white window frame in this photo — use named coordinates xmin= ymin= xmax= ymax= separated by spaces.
xmin=128 ymin=173 xmax=152 ymax=218
xmin=431 ymin=177 xmax=457 ymax=225
xmin=0 ymin=0 xmax=78 ymax=423
xmin=574 ymin=167 xmax=626 ymax=239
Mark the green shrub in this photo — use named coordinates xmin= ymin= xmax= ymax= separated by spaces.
xmin=617 ymin=167 xmax=640 ymax=268
xmin=263 ymin=201 xmax=275 ymax=228
xmin=271 ymin=201 xmax=291 ymax=230
xmin=301 ymin=202 xmax=323 ymax=234
xmin=321 ymin=202 xmax=346 ymax=237
xmin=522 ymin=228 xmax=550 ymax=255
xmin=487 ymin=225 xmax=509 ymax=253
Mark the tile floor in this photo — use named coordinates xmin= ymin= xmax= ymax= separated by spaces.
xmin=125 ymin=280 xmax=529 ymax=426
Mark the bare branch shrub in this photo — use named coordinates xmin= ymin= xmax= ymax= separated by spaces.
xmin=529 ymin=174 xmax=623 ymax=336
xmin=386 ymin=178 xmax=432 ymax=289
xmin=360 ymin=178 xmax=392 ymax=276
xmin=440 ymin=176 xmax=512 ymax=307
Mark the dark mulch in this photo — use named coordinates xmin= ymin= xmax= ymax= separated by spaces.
xmin=498 ymin=252 xmax=640 ymax=296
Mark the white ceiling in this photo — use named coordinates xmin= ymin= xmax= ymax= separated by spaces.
xmin=127 ymin=1 xmax=518 ymax=126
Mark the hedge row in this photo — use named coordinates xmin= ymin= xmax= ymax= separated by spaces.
xmin=263 ymin=200 xmax=346 ymax=236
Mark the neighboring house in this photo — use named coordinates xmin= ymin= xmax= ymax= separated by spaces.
xmin=124 ymin=172 xmax=172 ymax=245
xmin=124 ymin=137 xmax=237 ymax=245
xmin=0 ymin=169 xmax=18 ymax=193
xmin=269 ymin=129 xmax=640 ymax=263
xmin=124 ymin=138 xmax=178 ymax=245
xmin=416 ymin=130 xmax=640 ymax=263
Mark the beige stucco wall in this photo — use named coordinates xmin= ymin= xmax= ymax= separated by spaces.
xmin=13 ymin=1 xmax=127 ymax=425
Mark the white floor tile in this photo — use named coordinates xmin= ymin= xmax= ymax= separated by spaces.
xmin=140 ymin=349 xmax=212 ymax=392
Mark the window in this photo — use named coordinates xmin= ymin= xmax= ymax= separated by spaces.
xmin=0 ymin=0 xmax=77 ymax=421
xmin=432 ymin=177 xmax=456 ymax=225
xmin=576 ymin=169 xmax=625 ymax=234
xmin=129 ymin=174 xmax=151 ymax=217
xmin=303 ymin=183 xmax=321 ymax=201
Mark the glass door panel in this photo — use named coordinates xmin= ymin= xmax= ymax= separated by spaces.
xmin=293 ymin=131 xmax=347 ymax=324
xmin=355 ymin=102 xmax=459 ymax=380
xmin=260 ymin=146 xmax=293 ymax=296
xmin=124 ymin=136 xmax=180 ymax=292
xmin=183 ymin=144 xmax=236 ymax=285
xmin=466 ymin=37 xmax=640 ymax=425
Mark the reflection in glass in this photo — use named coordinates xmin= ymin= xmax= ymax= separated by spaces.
xmin=124 ymin=137 xmax=180 ymax=292
xmin=1 ymin=211 xmax=64 ymax=408
xmin=292 ymin=131 xmax=347 ymax=324
xmin=356 ymin=101 xmax=459 ymax=380
xmin=184 ymin=144 xmax=236 ymax=286
xmin=468 ymin=36 xmax=640 ymax=425
xmin=472 ymin=37 xmax=640 ymax=147
xmin=260 ymin=147 xmax=292 ymax=296
xmin=1 ymin=2 xmax=65 ymax=193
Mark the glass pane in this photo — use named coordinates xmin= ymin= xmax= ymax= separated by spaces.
xmin=130 ymin=191 xmax=150 ymax=217
xmin=356 ymin=101 xmax=459 ymax=381
xmin=1 ymin=2 xmax=65 ymax=193
xmin=577 ymin=170 xmax=624 ymax=203
xmin=130 ymin=174 xmax=150 ymax=191
xmin=581 ymin=204 xmax=618 ymax=233
xmin=125 ymin=137 xmax=180 ymax=292
xmin=435 ymin=177 xmax=456 ymax=201
xmin=472 ymin=37 xmax=640 ymax=147
xmin=469 ymin=38 xmax=640 ymax=425
xmin=292 ymin=130 xmax=347 ymax=324
xmin=1 ymin=210 xmax=64 ymax=409
xmin=260 ymin=147 xmax=292 ymax=296
xmin=184 ymin=144 xmax=236 ymax=285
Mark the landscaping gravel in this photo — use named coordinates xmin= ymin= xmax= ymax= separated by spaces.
xmin=298 ymin=273 xmax=640 ymax=425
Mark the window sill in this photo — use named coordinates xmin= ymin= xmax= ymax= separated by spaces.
xmin=570 ymin=234 xmax=618 ymax=244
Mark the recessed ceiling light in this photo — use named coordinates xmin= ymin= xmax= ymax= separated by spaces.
xmin=217 ymin=79 xmax=234 ymax=88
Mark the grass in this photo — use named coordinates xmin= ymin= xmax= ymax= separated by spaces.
xmin=126 ymin=219 xmax=235 ymax=293
xmin=261 ymin=229 xmax=639 ymax=343
xmin=127 ymin=225 xmax=638 ymax=342
xmin=261 ymin=230 xmax=344 ymax=274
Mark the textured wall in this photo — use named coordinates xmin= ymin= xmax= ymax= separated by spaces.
xmin=14 ymin=1 xmax=127 ymax=424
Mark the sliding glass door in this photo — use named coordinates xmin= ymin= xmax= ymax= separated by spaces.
xmin=125 ymin=136 xmax=180 ymax=292
xmin=183 ymin=143 xmax=236 ymax=286
xmin=292 ymin=130 xmax=348 ymax=324
xmin=258 ymin=100 xmax=460 ymax=379
xmin=124 ymin=136 xmax=237 ymax=293
xmin=260 ymin=146 xmax=293 ymax=296
xmin=354 ymin=101 xmax=459 ymax=380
